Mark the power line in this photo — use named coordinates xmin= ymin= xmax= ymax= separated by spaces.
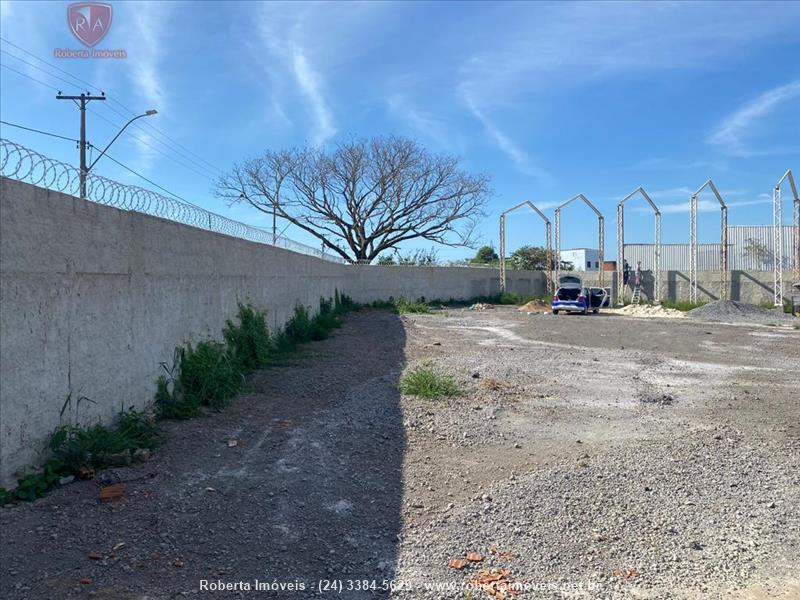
xmin=0 ymin=36 xmax=223 ymax=175
xmin=86 ymin=106 xmax=216 ymax=182
xmin=0 ymin=59 xmax=213 ymax=180
xmin=1 ymin=62 xmax=217 ymax=187
xmin=0 ymin=36 xmax=98 ymax=92
xmin=57 ymin=92 xmax=106 ymax=197
xmin=97 ymin=149 xmax=196 ymax=204
xmin=0 ymin=120 xmax=79 ymax=143
xmin=0 ymin=63 xmax=61 ymax=92
xmin=0 ymin=49 xmax=84 ymax=92
xmin=99 ymin=100 xmax=222 ymax=176
xmin=96 ymin=150 xmax=248 ymax=224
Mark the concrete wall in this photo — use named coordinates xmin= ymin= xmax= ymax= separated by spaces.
xmin=0 ymin=179 xmax=545 ymax=485
xmin=580 ymin=270 xmax=795 ymax=305
xmin=1 ymin=178 xmax=793 ymax=485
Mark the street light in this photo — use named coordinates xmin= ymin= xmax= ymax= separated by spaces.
xmin=87 ymin=109 xmax=157 ymax=174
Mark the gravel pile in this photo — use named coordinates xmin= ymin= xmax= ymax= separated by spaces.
xmin=689 ymin=300 xmax=799 ymax=325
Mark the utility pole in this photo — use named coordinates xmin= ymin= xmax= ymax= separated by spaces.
xmin=56 ymin=91 xmax=106 ymax=198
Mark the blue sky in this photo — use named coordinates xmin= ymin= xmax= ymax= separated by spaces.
xmin=1 ymin=0 xmax=799 ymax=261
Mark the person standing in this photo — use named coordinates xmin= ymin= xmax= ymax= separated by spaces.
xmin=623 ymin=259 xmax=630 ymax=286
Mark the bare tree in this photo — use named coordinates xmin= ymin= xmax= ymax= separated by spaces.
xmin=216 ymin=136 xmax=490 ymax=263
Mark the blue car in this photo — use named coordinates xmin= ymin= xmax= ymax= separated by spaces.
xmin=552 ymin=285 xmax=608 ymax=315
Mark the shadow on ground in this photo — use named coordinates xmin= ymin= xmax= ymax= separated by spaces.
xmin=0 ymin=310 xmax=407 ymax=599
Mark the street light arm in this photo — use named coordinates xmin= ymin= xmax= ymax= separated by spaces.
xmin=88 ymin=109 xmax=157 ymax=172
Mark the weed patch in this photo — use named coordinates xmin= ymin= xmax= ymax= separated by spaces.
xmin=3 ymin=296 xmax=363 ymax=504
xmin=660 ymin=299 xmax=707 ymax=311
xmin=367 ymin=299 xmax=398 ymax=311
xmin=1 ymin=408 xmax=160 ymax=505
xmin=496 ymin=291 xmax=535 ymax=305
xmin=117 ymin=408 xmax=161 ymax=450
xmin=759 ymin=300 xmax=793 ymax=314
xmin=224 ymin=303 xmax=271 ymax=371
xmin=180 ymin=342 xmax=243 ymax=411
xmin=284 ymin=304 xmax=313 ymax=344
xmin=400 ymin=363 xmax=461 ymax=400
xmin=396 ymin=298 xmax=431 ymax=314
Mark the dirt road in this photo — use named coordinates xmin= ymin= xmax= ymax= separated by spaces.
xmin=1 ymin=307 xmax=798 ymax=599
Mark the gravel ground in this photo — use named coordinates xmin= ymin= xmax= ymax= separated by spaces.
xmin=1 ymin=307 xmax=798 ymax=599
xmin=688 ymin=300 xmax=800 ymax=326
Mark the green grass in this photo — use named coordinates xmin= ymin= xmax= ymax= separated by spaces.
xmin=223 ymin=303 xmax=271 ymax=371
xmin=364 ymin=299 xmax=397 ymax=310
xmin=400 ymin=363 xmax=461 ymax=400
xmin=660 ymin=299 xmax=707 ymax=311
xmin=155 ymin=372 xmax=198 ymax=419
xmin=1 ymin=408 xmax=161 ymax=505
xmin=116 ymin=407 xmax=161 ymax=450
xmin=4 ymin=296 xmax=368 ymax=505
xmin=48 ymin=408 xmax=160 ymax=473
xmin=279 ymin=299 xmax=346 ymax=348
xmin=158 ymin=298 xmax=360 ymax=419
xmin=311 ymin=298 xmax=344 ymax=339
xmin=760 ymin=300 xmax=793 ymax=314
xmin=8 ymin=465 xmax=61 ymax=503
xmin=284 ymin=304 xmax=313 ymax=344
xmin=495 ymin=291 xmax=536 ymax=305
xmin=395 ymin=298 xmax=431 ymax=314
xmin=179 ymin=342 xmax=243 ymax=411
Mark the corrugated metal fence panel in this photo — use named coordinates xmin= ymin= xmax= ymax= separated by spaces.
xmin=625 ymin=226 xmax=797 ymax=271
xmin=625 ymin=244 xmax=719 ymax=271
xmin=727 ymin=225 xmax=797 ymax=271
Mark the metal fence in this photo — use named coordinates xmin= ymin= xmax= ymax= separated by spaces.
xmin=625 ymin=225 xmax=797 ymax=271
xmin=0 ymin=138 xmax=348 ymax=264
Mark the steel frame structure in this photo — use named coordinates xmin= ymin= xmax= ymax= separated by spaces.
xmin=773 ymin=169 xmax=800 ymax=307
xmin=554 ymin=194 xmax=604 ymax=287
xmin=499 ymin=201 xmax=553 ymax=294
xmin=689 ymin=180 xmax=728 ymax=304
xmin=616 ymin=188 xmax=661 ymax=305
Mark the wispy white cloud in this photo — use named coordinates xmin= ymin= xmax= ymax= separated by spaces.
xmin=656 ymin=198 xmax=771 ymax=214
xmin=454 ymin=2 xmax=800 ymax=180
xmin=633 ymin=186 xmax=754 ymax=213
xmin=0 ymin=0 xmax=13 ymax=21
xmin=647 ymin=187 xmax=695 ymax=200
xmin=386 ymin=88 xmax=460 ymax=152
xmin=0 ymin=1 xmax=57 ymax=101
xmin=462 ymin=92 xmax=551 ymax=181
xmin=254 ymin=2 xmax=390 ymax=147
xmin=291 ymin=45 xmax=336 ymax=146
xmin=632 ymin=157 xmax=729 ymax=172
xmin=645 ymin=186 xmax=748 ymax=201
xmin=707 ymin=80 xmax=800 ymax=156
xmin=255 ymin=5 xmax=337 ymax=147
xmin=118 ymin=1 xmax=170 ymax=169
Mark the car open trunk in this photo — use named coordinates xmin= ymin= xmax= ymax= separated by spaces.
xmin=557 ymin=288 xmax=581 ymax=301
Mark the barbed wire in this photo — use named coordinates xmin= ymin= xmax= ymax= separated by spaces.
xmin=0 ymin=138 xmax=347 ymax=264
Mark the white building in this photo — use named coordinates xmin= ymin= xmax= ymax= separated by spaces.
xmin=560 ymin=248 xmax=601 ymax=271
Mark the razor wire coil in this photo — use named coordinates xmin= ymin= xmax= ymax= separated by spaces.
xmin=0 ymin=138 xmax=348 ymax=263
